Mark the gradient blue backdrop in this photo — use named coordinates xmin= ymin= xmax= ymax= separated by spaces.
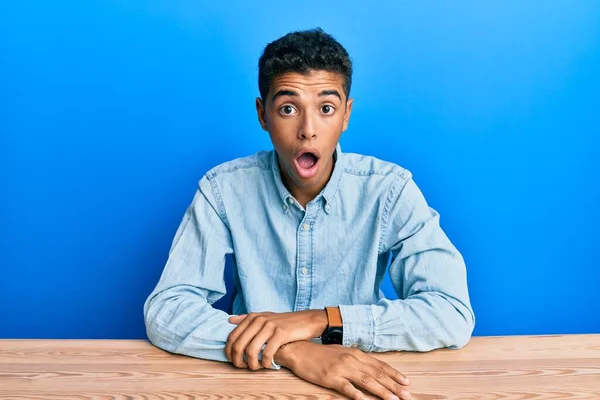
xmin=1 ymin=1 xmax=599 ymax=339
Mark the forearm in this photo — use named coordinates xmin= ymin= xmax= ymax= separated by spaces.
xmin=340 ymin=291 xmax=475 ymax=353
xmin=273 ymin=340 xmax=306 ymax=369
xmin=270 ymin=308 xmax=332 ymax=368
xmin=144 ymin=285 xmax=235 ymax=362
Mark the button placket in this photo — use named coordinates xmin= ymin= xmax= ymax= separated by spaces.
xmin=294 ymin=206 xmax=315 ymax=311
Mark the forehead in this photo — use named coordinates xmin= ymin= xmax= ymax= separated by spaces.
xmin=269 ymin=70 xmax=345 ymax=98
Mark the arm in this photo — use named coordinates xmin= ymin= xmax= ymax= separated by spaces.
xmin=274 ymin=341 xmax=412 ymax=400
xmin=143 ymin=175 xmax=236 ymax=362
xmin=339 ymin=174 xmax=475 ymax=352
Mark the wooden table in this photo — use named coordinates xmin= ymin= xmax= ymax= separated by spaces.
xmin=1 ymin=335 xmax=599 ymax=399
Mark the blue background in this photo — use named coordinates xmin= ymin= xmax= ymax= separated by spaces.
xmin=1 ymin=1 xmax=598 ymax=339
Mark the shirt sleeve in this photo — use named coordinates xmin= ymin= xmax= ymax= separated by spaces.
xmin=143 ymin=174 xmax=236 ymax=362
xmin=339 ymin=173 xmax=475 ymax=352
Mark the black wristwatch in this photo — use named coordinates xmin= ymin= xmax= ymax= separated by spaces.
xmin=321 ymin=306 xmax=343 ymax=345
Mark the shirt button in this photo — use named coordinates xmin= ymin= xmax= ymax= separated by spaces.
xmin=301 ymin=267 xmax=308 ymax=275
xmin=351 ymin=343 xmax=359 ymax=349
xmin=325 ymin=204 xmax=331 ymax=212
xmin=302 ymin=224 xmax=310 ymax=231
xmin=288 ymin=198 xmax=294 ymax=205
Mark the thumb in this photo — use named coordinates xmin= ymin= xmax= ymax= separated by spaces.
xmin=228 ymin=314 xmax=248 ymax=324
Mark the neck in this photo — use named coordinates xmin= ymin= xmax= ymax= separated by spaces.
xmin=280 ymin=156 xmax=335 ymax=208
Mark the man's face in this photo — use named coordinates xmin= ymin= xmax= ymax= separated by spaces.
xmin=256 ymin=70 xmax=353 ymax=194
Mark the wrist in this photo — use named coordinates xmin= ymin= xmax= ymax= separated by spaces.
xmin=313 ymin=309 xmax=329 ymax=337
xmin=273 ymin=341 xmax=302 ymax=369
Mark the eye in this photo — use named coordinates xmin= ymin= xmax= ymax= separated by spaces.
xmin=279 ymin=105 xmax=297 ymax=115
xmin=321 ymin=105 xmax=335 ymax=115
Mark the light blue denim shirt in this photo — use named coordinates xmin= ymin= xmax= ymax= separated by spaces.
xmin=144 ymin=144 xmax=475 ymax=362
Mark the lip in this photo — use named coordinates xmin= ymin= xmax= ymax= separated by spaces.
xmin=294 ymin=147 xmax=321 ymax=160
xmin=293 ymin=147 xmax=321 ymax=180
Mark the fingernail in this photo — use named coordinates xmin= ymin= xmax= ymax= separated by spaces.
xmin=391 ymin=395 xmax=400 ymax=400
xmin=402 ymin=377 xmax=410 ymax=385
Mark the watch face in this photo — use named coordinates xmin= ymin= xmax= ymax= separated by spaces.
xmin=322 ymin=327 xmax=343 ymax=345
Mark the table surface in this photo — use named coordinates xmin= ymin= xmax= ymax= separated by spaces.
xmin=1 ymin=335 xmax=599 ymax=399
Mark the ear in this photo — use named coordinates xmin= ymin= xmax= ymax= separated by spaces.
xmin=256 ymin=97 xmax=268 ymax=131
xmin=342 ymin=97 xmax=353 ymax=132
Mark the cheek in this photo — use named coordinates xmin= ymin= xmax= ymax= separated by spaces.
xmin=267 ymin=125 xmax=293 ymax=151
xmin=269 ymin=117 xmax=299 ymax=138
xmin=319 ymin=114 xmax=344 ymax=129
xmin=335 ymin=113 xmax=347 ymax=127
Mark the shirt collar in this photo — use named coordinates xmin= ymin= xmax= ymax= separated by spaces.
xmin=271 ymin=143 xmax=344 ymax=214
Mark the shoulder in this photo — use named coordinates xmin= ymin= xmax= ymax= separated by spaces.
xmin=341 ymin=152 xmax=412 ymax=182
xmin=204 ymin=150 xmax=272 ymax=180
xmin=197 ymin=150 xmax=273 ymax=220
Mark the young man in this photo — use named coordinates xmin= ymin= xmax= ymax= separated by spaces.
xmin=144 ymin=28 xmax=474 ymax=400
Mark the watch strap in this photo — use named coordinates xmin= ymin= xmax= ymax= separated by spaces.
xmin=325 ymin=306 xmax=343 ymax=328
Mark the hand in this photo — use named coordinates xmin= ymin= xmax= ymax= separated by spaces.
xmin=275 ymin=341 xmax=411 ymax=400
xmin=225 ymin=309 xmax=327 ymax=370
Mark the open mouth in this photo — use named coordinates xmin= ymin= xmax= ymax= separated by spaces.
xmin=294 ymin=149 xmax=321 ymax=179
xmin=297 ymin=152 xmax=319 ymax=169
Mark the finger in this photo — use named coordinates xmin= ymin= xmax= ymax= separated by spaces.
xmin=225 ymin=313 xmax=256 ymax=362
xmin=261 ymin=330 xmax=285 ymax=369
xmin=245 ymin=324 xmax=276 ymax=370
xmin=359 ymin=363 xmax=411 ymax=400
xmin=360 ymin=355 xmax=410 ymax=387
xmin=228 ymin=314 xmax=248 ymax=324
xmin=231 ymin=317 xmax=267 ymax=368
xmin=225 ymin=331 xmax=234 ymax=361
xmin=351 ymin=370 xmax=407 ymax=400
xmin=337 ymin=379 xmax=366 ymax=400
xmin=391 ymin=368 xmax=410 ymax=387
xmin=227 ymin=322 xmax=255 ymax=365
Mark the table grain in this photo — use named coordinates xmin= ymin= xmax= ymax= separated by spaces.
xmin=1 ymin=335 xmax=599 ymax=399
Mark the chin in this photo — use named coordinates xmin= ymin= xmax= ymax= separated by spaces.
xmin=294 ymin=171 xmax=324 ymax=188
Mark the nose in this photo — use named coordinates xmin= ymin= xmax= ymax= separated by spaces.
xmin=298 ymin=112 xmax=317 ymax=140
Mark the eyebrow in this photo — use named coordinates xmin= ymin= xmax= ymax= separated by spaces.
xmin=271 ymin=90 xmax=298 ymax=102
xmin=318 ymin=90 xmax=342 ymax=100
xmin=271 ymin=89 xmax=343 ymax=102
